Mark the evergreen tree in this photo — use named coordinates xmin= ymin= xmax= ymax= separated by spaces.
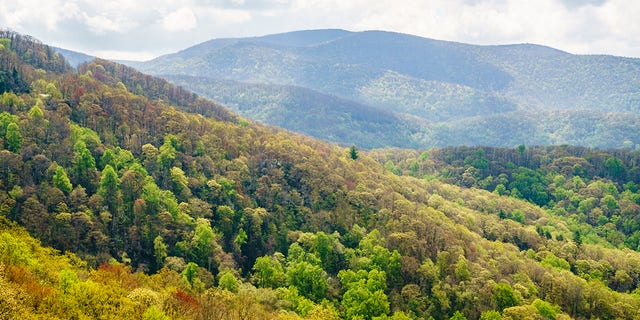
xmin=52 ymin=165 xmax=73 ymax=194
xmin=349 ymin=145 xmax=359 ymax=160
xmin=5 ymin=122 xmax=22 ymax=153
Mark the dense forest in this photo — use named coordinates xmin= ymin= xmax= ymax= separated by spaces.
xmin=3 ymin=30 xmax=640 ymax=319
xmin=371 ymin=146 xmax=640 ymax=250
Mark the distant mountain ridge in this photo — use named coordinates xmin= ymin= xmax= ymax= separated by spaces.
xmin=122 ymin=29 xmax=640 ymax=149
xmin=53 ymin=47 xmax=94 ymax=68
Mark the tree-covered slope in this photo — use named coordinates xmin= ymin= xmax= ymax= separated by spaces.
xmin=164 ymin=74 xmax=420 ymax=148
xmin=4 ymin=31 xmax=640 ymax=320
xmin=122 ymin=29 xmax=640 ymax=149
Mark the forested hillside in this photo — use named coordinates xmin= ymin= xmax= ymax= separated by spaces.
xmin=3 ymin=30 xmax=640 ymax=320
xmin=164 ymin=75 xmax=419 ymax=148
xmin=122 ymin=29 xmax=640 ymax=149
xmin=372 ymin=145 xmax=640 ymax=249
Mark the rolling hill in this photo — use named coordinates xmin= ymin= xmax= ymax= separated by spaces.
xmin=124 ymin=29 xmax=640 ymax=149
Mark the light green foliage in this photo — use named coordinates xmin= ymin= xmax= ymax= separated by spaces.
xmin=0 ymin=92 xmax=25 ymax=110
xmin=189 ymin=218 xmax=216 ymax=266
xmin=339 ymin=269 xmax=390 ymax=320
xmin=374 ymin=311 xmax=413 ymax=320
xmin=72 ymin=140 xmax=97 ymax=186
xmin=8 ymin=185 xmax=22 ymax=199
xmin=385 ymin=160 xmax=400 ymax=175
xmin=59 ymin=268 xmax=78 ymax=294
xmin=100 ymin=149 xmax=115 ymax=170
xmin=493 ymin=184 xmax=507 ymax=195
xmin=28 ymin=104 xmax=44 ymax=118
xmin=252 ymin=255 xmax=286 ymax=288
xmin=142 ymin=305 xmax=170 ymax=320
xmin=479 ymin=310 xmax=502 ymax=320
xmin=182 ymin=262 xmax=199 ymax=287
xmin=277 ymin=286 xmax=316 ymax=316
xmin=541 ymin=253 xmax=570 ymax=271
xmin=4 ymin=122 xmax=21 ymax=152
xmin=53 ymin=165 xmax=73 ymax=194
xmin=158 ymin=135 xmax=177 ymax=169
xmin=142 ymin=178 xmax=162 ymax=212
xmin=532 ymin=299 xmax=560 ymax=320
xmin=511 ymin=209 xmax=525 ymax=224
xmin=0 ymin=38 xmax=10 ymax=49
xmin=286 ymin=258 xmax=328 ymax=302
xmin=170 ymin=166 xmax=191 ymax=199
xmin=45 ymin=82 xmax=62 ymax=99
xmin=454 ymin=256 xmax=471 ymax=282
xmin=449 ymin=311 xmax=467 ymax=320
xmin=234 ymin=228 xmax=247 ymax=246
xmin=217 ymin=269 xmax=240 ymax=293
xmin=0 ymin=232 xmax=35 ymax=266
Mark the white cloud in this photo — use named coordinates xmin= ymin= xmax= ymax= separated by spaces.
xmin=162 ymin=7 xmax=198 ymax=32
xmin=1 ymin=0 xmax=640 ymax=59
xmin=282 ymin=0 xmax=640 ymax=57
xmin=83 ymin=13 xmax=138 ymax=34
xmin=198 ymin=7 xmax=252 ymax=24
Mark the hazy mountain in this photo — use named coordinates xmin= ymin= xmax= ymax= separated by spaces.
xmin=53 ymin=46 xmax=95 ymax=68
xmin=125 ymin=29 xmax=640 ymax=149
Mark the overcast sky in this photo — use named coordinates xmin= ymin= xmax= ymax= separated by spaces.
xmin=1 ymin=0 xmax=639 ymax=61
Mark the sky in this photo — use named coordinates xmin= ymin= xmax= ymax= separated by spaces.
xmin=1 ymin=0 xmax=639 ymax=61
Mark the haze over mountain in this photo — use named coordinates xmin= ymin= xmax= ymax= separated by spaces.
xmin=124 ymin=29 xmax=640 ymax=149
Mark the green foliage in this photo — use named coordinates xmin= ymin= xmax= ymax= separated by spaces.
xmin=0 ymin=231 xmax=36 ymax=266
xmin=217 ymin=269 xmax=239 ymax=293
xmin=350 ymin=145 xmax=359 ymax=160
xmin=188 ymin=218 xmax=216 ymax=267
xmin=541 ymin=253 xmax=571 ymax=271
xmin=182 ymin=262 xmax=199 ymax=287
xmin=72 ymin=140 xmax=97 ymax=189
xmin=28 ymin=104 xmax=44 ymax=118
xmin=604 ymin=157 xmax=624 ymax=179
xmin=252 ymin=255 xmax=286 ymax=288
xmin=158 ymin=136 xmax=177 ymax=169
xmin=479 ymin=310 xmax=501 ymax=320
xmin=532 ymin=299 xmax=560 ymax=320
xmin=339 ymin=269 xmax=390 ymax=320
xmin=142 ymin=305 xmax=170 ymax=320
xmin=59 ymin=268 xmax=79 ymax=294
xmin=153 ymin=236 xmax=167 ymax=268
xmin=99 ymin=164 xmax=121 ymax=214
xmin=493 ymin=282 xmax=520 ymax=311
xmin=4 ymin=122 xmax=22 ymax=152
xmin=286 ymin=258 xmax=328 ymax=302
xmin=52 ymin=165 xmax=73 ymax=194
